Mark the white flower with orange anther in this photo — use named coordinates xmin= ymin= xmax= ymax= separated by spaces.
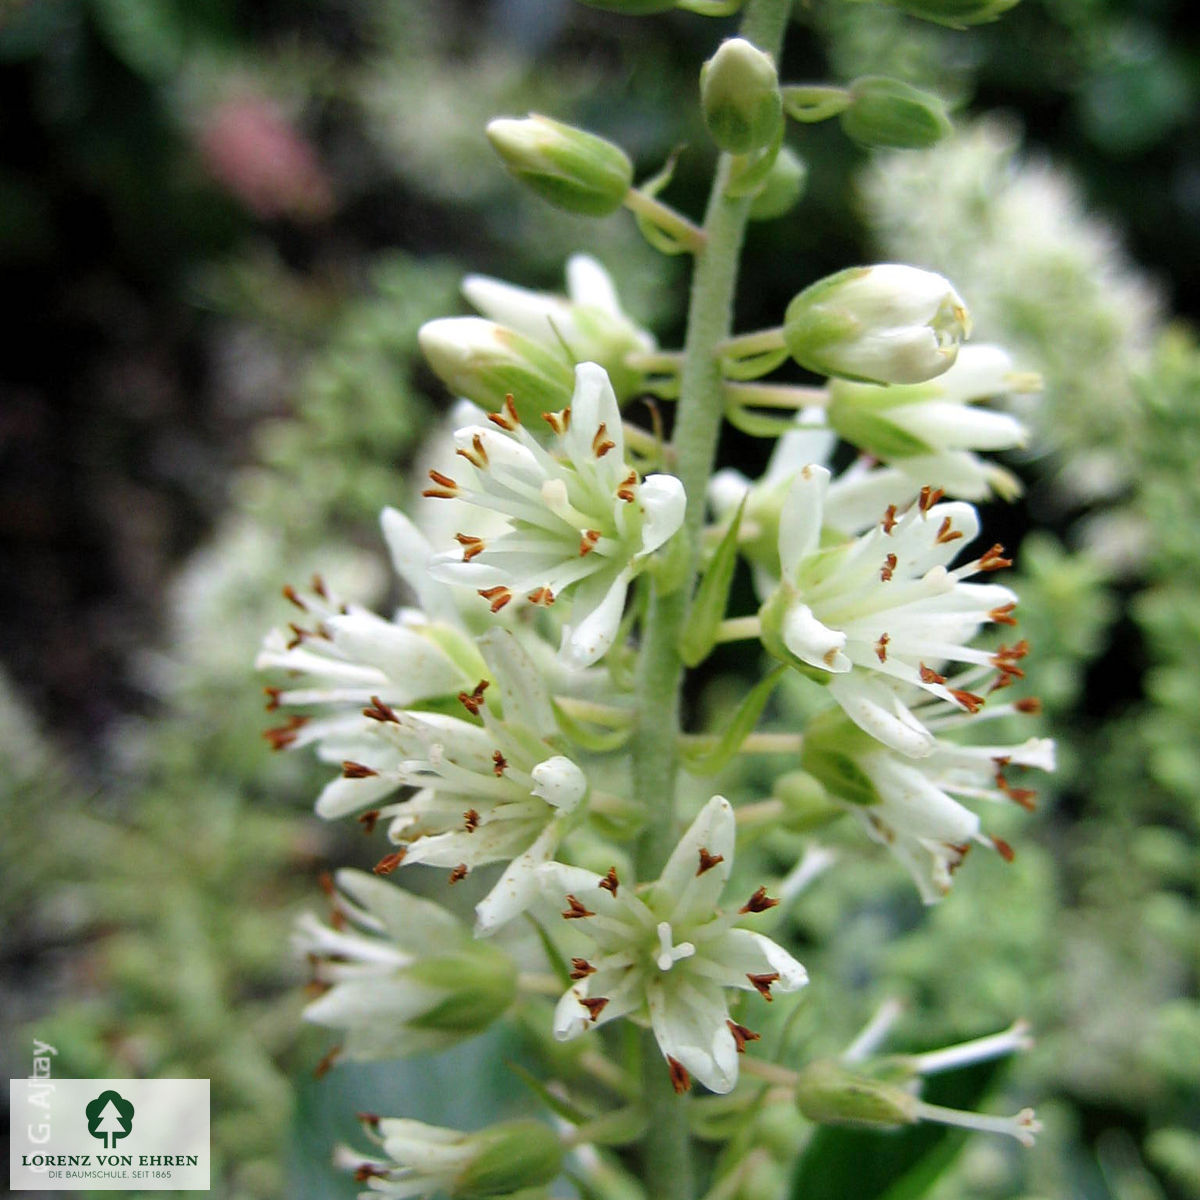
xmin=539 ymin=796 xmax=807 ymax=1095
xmin=423 ymin=361 xmax=685 ymax=668
xmin=760 ymin=463 xmax=1020 ymax=757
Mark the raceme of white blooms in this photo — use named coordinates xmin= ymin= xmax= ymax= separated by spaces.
xmin=539 ymin=796 xmax=808 ymax=1095
xmin=801 ymin=704 xmax=1055 ymax=901
xmin=294 ymin=869 xmax=515 ymax=1061
xmin=422 ymin=360 xmax=685 ymax=668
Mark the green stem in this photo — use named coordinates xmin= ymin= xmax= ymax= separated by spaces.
xmin=724 ymin=380 xmax=830 ymax=409
xmin=629 ymin=3 xmax=795 ymax=1196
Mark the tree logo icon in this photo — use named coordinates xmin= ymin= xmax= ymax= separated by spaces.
xmin=85 ymin=1090 xmax=135 ymax=1149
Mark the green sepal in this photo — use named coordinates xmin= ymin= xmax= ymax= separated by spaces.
xmin=406 ymin=950 xmax=517 ymax=1033
xmin=456 ymin=1119 xmax=563 ymax=1197
xmin=647 ymin=523 xmax=692 ymax=595
xmin=681 ymin=665 xmax=786 ymax=775
xmin=720 ymin=346 xmax=791 ymax=382
xmin=782 ymin=85 xmax=853 ymax=124
xmin=725 ymin=119 xmax=785 ymax=200
xmin=525 ymin=913 xmax=574 ymax=990
xmin=680 ymin=499 xmax=746 ymax=668
xmin=748 ymin=146 xmax=807 ymax=221
xmin=798 ymin=708 xmax=882 ymax=808
xmin=630 ymin=149 xmax=692 ymax=256
xmin=552 ymin=699 xmax=634 ymax=753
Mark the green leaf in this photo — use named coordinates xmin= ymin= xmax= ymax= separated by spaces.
xmin=680 ymin=499 xmax=745 ymax=668
xmin=681 ymin=665 xmax=785 ymax=776
xmin=788 ymin=1059 xmax=1006 ymax=1200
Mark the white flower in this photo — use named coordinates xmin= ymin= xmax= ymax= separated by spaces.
xmin=763 ymin=464 xmax=1019 ymax=757
xmin=424 ymin=361 xmax=686 ymax=668
xmin=293 ymin=870 xmax=515 ymax=1060
xmin=538 ymin=796 xmax=807 ymax=1095
xmin=784 ymin=264 xmax=971 ymax=385
xmin=802 ymin=695 xmax=1054 ymax=901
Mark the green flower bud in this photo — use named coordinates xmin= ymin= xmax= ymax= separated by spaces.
xmin=701 ymin=38 xmax=783 ymax=155
xmin=455 ymin=1120 xmax=563 ymax=1198
xmin=487 ymin=115 xmax=633 ymax=216
xmin=418 ymin=317 xmax=575 ymax=422
xmin=840 ymin=76 xmax=951 ymax=150
xmin=748 ymin=146 xmax=807 ymax=220
xmin=406 ymin=947 xmax=517 ymax=1037
xmin=773 ymin=769 xmax=845 ymax=830
xmin=885 ymin=0 xmax=1020 ymax=27
xmin=783 ymin=264 xmax=971 ymax=385
xmin=798 ymin=709 xmax=883 ymax=809
xmin=795 ymin=1060 xmax=919 ymax=1129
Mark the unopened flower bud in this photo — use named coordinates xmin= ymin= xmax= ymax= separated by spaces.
xmin=418 ymin=317 xmax=575 ymax=422
xmin=455 ymin=1119 xmax=563 ymax=1197
xmin=749 ymin=146 xmax=807 ymax=220
xmin=885 ymin=0 xmax=1020 ymax=27
xmin=783 ymin=264 xmax=971 ymax=385
xmin=701 ymin=38 xmax=783 ymax=155
xmin=797 ymin=710 xmax=883 ymax=809
xmin=795 ymin=1060 xmax=918 ymax=1129
xmin=487 ymin=115 xmax=633 ymax=216
xmin=840 ymin=76 xmax=951 ymax=150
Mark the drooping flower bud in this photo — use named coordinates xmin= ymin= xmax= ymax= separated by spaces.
xmin=700 ymin=38 xmax=783 ymax=155
xmin=417 ymin=316 xmax=575 ymax=422
xmin=884 ymin=0 xmax=1020 ymax=28
xmin=487 ymin=115 xmax=633 ymax=216
xmin=783 ymin=264 xmax=971 ymax=385
xmin=840 ymin=76 xmax=951 ymax=150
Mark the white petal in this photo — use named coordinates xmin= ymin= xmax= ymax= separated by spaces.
xmin=637 ymin=474 xmax=687 ymax=556
xmin=779 ymin=465 xmax=830 ymax=581
xmin=334 ymin=868 xmax=466 ymax=952
xmin=531 ymin=755 xmax=587 ymax=814
xmin=895 ymin=402 xmax=1026 ymax=452
xmin=655 ymin=796 xmax=736 ymax=926
xmin=478 ymin=627 xmax=555 ymax=736
xmin=828 ymin=674 xmax=936 ymax=758
xmin=708 ymin=468 xmax=751 ymax=520
xmin=380 ymin=507 xmax=456 ymax=617
xmin=461 ymin=274 xmax=575 ymax=345
xmin=316 ymin=772 xmax=399 ymax=819
xmin=782 ymin=601 xmax=850 ymax=673
xmin=564 ymin=362 xmax=624 ymax=466
xmin=565 ymin=255 xmax=621 ymax=314
xmin=697 ymin=928 xmax=808 ymax=994
xmin=765 ymin=424 xmax=837 ymax=486
xmin=327 ymin=614 xmax=462 ymax=703
xmin=474 ymin=823 xmax=562 ymax=936
xmin=648 ymin=977 xmax=739 ymax=1094
xmin=933 ymin=344 xmax=1014 ymax=401
xmin=560 ymin=568 xmax=632 ymax=669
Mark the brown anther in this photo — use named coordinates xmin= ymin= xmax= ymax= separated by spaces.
xmin=1014 ymin=697 xmax=1042 ymax=714
xmin=592 ymin=422 xmax=616 ymax=458
xmin=311 ymin=574 xmax=329 ymax=599
xmin=373 ymin=851 xmax=406 ymax=875
xmin=880 ymin=553 xmax=898 ymax=582
xmin=457 ymin=680 xmax=490 ymax=716
xmin=456 ymin=433 xmax=489 ymax=469
xmin=363 ymin=696 xmax=400 ymax=723
xmin=918 ymin=485 xmax=945 ymax=513
xmin=617 ymin=470 xmax=638 ymax=502
xmin=478 ymin=585 xmax=513 ymax=613
xmin=727 ymin=1019 xmax=761 ymax=1053
xmin=740 ymin=886 xmax=780 ymax=914
xmin=527 ymin=586 xmax=556 ymax=606
xmin=313 ymin=1045 xmax=341 ymax=1079
xmin=936 ymin=516 xmax=963 ymax=544
xmin=562 ymin=894 xmax=595 ymax=919
xmin=317 ymin=871 xmax=336 ymax=897
xmin=342 ymin=761 xmax=379 ymax=778
xmin=579 ymin=529 xmax=601 ymax=557
xmin=874 ymin=633 xmax=890 ymax=663
xmin=355 ymin=1111 xmax=381 ymax=1129
xmin=580 ymin=996 xmax=609 ymax=1022
xmin=542 ymin=408 xmax=570 ymax=435
xmin=285 ymin=622 xmax=308 ymax=650
xmin=991 ymin=655 xmax=1026 ymax=680
xmin=463 ymin=809 xmax=480 ymax=833
xmin=747 ymin=972 xmax=780 ymax=1001
xmin=598 ymin=866 xmax=620 ymax=896
xmin=1005 ymin=786 xmax=1037 ymax=811
xmin=358 ymin=810 xmax=381 ymax=835
xmin=978 ymin=543 xmax=1013 ymax=571
xmin=992 ymin=837 xmax=1016 ymax=863
xmin=448 ymin=863 xmax=469 ymax=884
xmin=492 ymin=750 xmax=508 ymax=777
xmin=989 ymin=602 xmax=1018 ymax=626
xmin=282 ymin=584 xmax=308 ymax=611
xmin=988 ymin=672 xmax=1015 ymax=693
xmin=949 ymin=688 xmax=986 ymax=714
xmin=882 ymin=504 xmax=898 ymax=534
xmin=918 ymin=663 xmax=947 ymax=685
xmin=488 ymin=395 xmax=522 ymax=430
xmin=264 ymin=714 xmax=308 ymax=751
xmin=667 ymin=1057 xmax=692 ymax=1094
xmin=305 ymin=975 xmax=333 ymax=1000
xmin=569 ymin=958 xmax=596 ymax=980
xmin=263 ymin=686 xmax=282 ymax=712
xmin=422 ymin=469 xmax=460 ymax=499
xmin=696 ymin=847 xmax=725 ymax=876
xmin=945 ymin=843 xmax=971 ymax=874
xmin=455 ymin=533 xmax=486 ymax=561
xmin=353 ymin=1164 xmax=388 ymax=1183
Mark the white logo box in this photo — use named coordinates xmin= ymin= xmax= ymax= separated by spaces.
xmin=10 ymin=1079 xmax=209 ymax=1192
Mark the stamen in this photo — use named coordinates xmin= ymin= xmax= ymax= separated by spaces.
xmin=563 ymin=894 xmax=595 ymax=919
xmin=696 ymin=847 xmax=725 ymax=876
xmin=314 ymin=1045 xmax=341 ymax=1079
xmin=747 ymin=972 xmax=780 ymax=1001
xmin=282 ymin=584 xmax=308 ymax=611
xmin=422 ymin=469 xmax=460 ymax=499
xmin=358 ymin=810 xmax=381 ymax=835
xmin=264 ymin=715 xmax=308 ymax=750
xmin=286 ymin=623 xmax=308 ymax=649
xmin=1014 ymin=697 xmax=1042 ymax=714
xmin=919 ymin=663 xmax=946 ymax=685
xmin=478 ymin=585 xmax=513 ymax=613
xmin=911 ymin=1101 xmax=1041 ymax=1147
xmin=311 ymin=574 xmax=328 ymax=599
xmin=263 ymin=686 xmax=281 ymax=711
xmin=882 ymin=504 xmax=898 ymax=534
xmin=456 ymin=433 xmax=489 ymax=469
xmin=492 ymin=750 xmax=508 ymax=777
xmin=580 ymin=996 xmax=609 ymax=1022
xmin=949 ymin=688 xmax=985 ymax=714
xmin=992 ymin=837 xmax=1015 ymax=863
xmin=989 ymin=602 xmax=1018 ymax=626
xmin=455 ymin=533 xmax=486 ymax=561
xmin=458 ymin=680 xmax=490 ymax=715
xmin=342 ymin=761 xmax=378 ymax=778
xmin=910 ymin=1020 xmax=1033 ymax=1076
xmin=592 ymin=423 xmax=616 ymax=458
xmin=569 ymin=958 xmax=596 ymax=980
xmin=936 ymin=516 xmax=963 ymax=544
xmin=599 ymin=866 xmax=620 ymax=896
xmin=363 ymin=696 xmax=400 ymax=723
xmin=579 ymin=529 xmax=602 ymax=557
xmin=355 ymin=1112 xmax=382 ymax=1131
xmin=739 ymin=887 xmax=780 ymax=914
xmin=880 ymin=553 xmax=897 ymax=582
xmin=463 ymin=809 xmax=480 ymax=832
xmin=617 ymin=470 xmax=638 ymax=502
xmin=874 ymin=633 xmax=890 ymax=663
xmin=487 ymin=395 xmax=522 ymax=430
xmin=317 ymin=871 xmax=336 ymax=896
xmin=978 ymin=544 xmax=1013 ymax=572
xmin=727 ymin=1020 xmax=761 ymax=1053
xmin=353 ymin=1165 xmax=389 ymax=1183
xmin=918 ymin=486 xmax=945 ymax=514
xmin=527 ymin=586 xmax=556 ymax=606
xmin=373 ymin=850 xmax=406 ymax=875
xmin=542 ymin=408 xmax=570 ymax=435
xmin=667 ymin=1057 xmax=692 ymax=1094
xmin=448 ymin=863 xmax=469 ymax=884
